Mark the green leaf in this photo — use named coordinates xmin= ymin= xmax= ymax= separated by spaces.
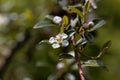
xmin=39 ymin=40 xmax=49 ymax=44
xmin=81 ymin=60 xmax=105 ymax=67
xmin=33 ymin=19 xmax=56 ymax=29
xmin=84 ymin=33 xmax=94 ymax=42
xmin=76 ymin=38 xmax=87 ymax=47
xmin=71 ymin=4 xmax=82 ymax=8
xmin=68 ymin=6 xmax=84 ymax=23
xmin=58 ymin=0 xmax=68 ymax=8
xmin=66 ymin=29 xmax=76 ymax=38
xmin=59 ymin=53 xmax=74 ymax=60
xmin=89 ymin=20 xmax=106 ymax=32
xmin=84 ymin=0 xmax=90 ymax=15
xmin=45 ymin=15 xmax=54 ymax=20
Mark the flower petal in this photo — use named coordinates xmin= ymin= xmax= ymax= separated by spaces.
xmin=62 ymin=40 xmax=69 ymax=47
xmin=52 ymin=43 xmax=60 ymax=48
xmin=62 ymin=33 xmax=68 ymax=39
xmin=49 ymin=37 xmax=56 ymax=44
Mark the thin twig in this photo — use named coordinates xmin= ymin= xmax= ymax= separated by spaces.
xmin=78 ymin=40 xmax=112 ymax=59
xmin=78 ymin=49 xmax=99 ymax=59
xmin=71 ymin=35 xmax=85 ymax=80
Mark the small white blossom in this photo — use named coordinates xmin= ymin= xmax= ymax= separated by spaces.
xmin=52 ymin=43 xmax=60 ymax=48
xmin=55 ymin=33 xmax=68 ymax=43
xmin=53 ymin=16 xmax=62 ymax=24
xmin=49 ymin=33 xmax=69 ymax=48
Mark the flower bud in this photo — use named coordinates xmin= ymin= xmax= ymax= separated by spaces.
xmin=88 ymin=21 xmax=94 ymax=27
xmin=53 ymin=16 xmax=62 ymax=24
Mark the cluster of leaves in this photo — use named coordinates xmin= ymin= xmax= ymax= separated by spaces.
xmin=34 ymin=0 xmax=111 ymax=78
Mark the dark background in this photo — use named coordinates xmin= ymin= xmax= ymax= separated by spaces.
xmin=0 ymin=0 xmax=120 ymax=80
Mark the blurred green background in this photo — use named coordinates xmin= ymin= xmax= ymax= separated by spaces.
xmin=0 ymin=0 xmax=120 ymax=80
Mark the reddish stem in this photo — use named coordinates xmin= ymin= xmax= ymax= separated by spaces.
xmin=71 ymin=35 xmax=85 ymax=80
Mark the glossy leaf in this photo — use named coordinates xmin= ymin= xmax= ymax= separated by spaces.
xmin=33 ymin=19 xmax=56 ymax=29
xmin=89 ymin=20 xmax=106 ymax=32
xmin=81 ymin=60 xmax=105 ymax=67
xmin=66 ymin=29 xmax=76 ymax=38
xmin=84 ymin=33 xmax=94 ymax=42
xmin=76 ymin=38 xmax=87 ymax=46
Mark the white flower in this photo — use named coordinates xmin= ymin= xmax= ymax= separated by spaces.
xmin=55 ymin=33 xmax=68 ymax=43
xmin=49 ymin=33 xmax=69 ymax=48
xmin=53 ymin=16 xmax=62 ymax=24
